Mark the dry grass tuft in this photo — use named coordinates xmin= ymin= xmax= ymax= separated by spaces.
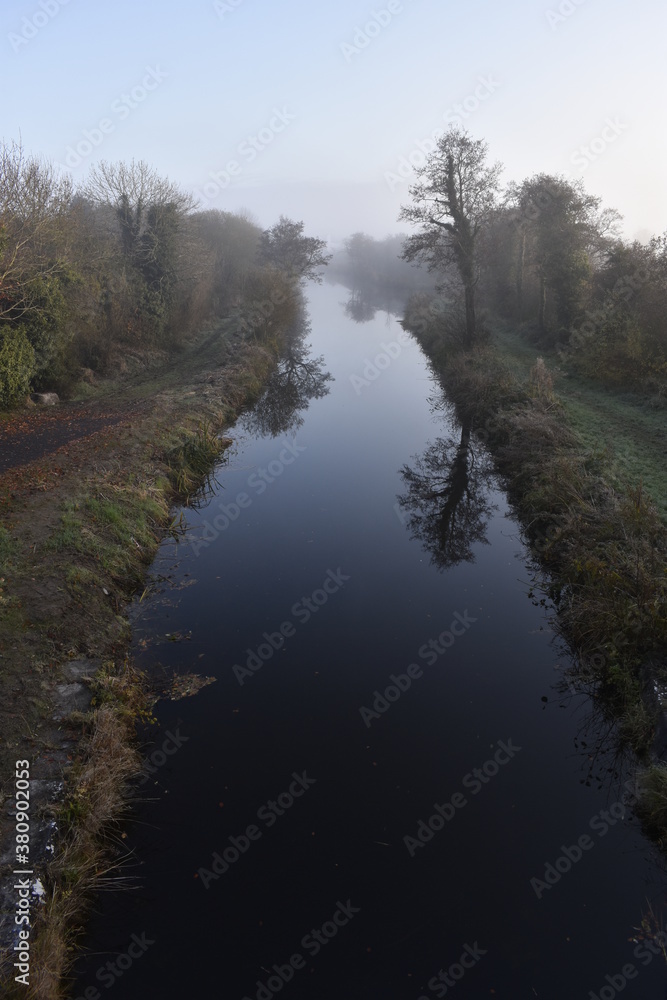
xmin=529 ymin=356 xmax=556 ymax=402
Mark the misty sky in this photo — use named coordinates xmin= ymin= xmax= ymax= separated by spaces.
xmin=2 ymin=0 xmax=665 ymax=244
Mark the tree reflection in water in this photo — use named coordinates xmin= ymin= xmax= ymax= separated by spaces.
xmin=397 ymin=416 xmax=497 ymax=570
xmin=338 ymin=280 xmax=412 ymax=326
xmin=343 ymin=290 xmax=377 ymax=324
xmin=242 ymin=306 xmax=334 ymax=439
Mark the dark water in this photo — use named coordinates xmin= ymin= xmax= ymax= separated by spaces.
xmin=72 ymin=283 xmax=667 ymax=1000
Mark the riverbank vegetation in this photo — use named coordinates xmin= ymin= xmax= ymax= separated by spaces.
xmin=0 ymin=323 xmax=297 ymax=999
xmin=334 ymin=126 xmax=667 ymax=840
xmin=338 ymin=128 xmax=666 ymax=404
xmin=0 ymin=138 xmax=331 ymax=998
xmin=398 ymin=128 xmax=666 ymax=398
xmin=415 ymin=342 xmax=665 ymax=727
xmin=443 ymin=345 xmax=667 ymax=838
xmin=0 ymin=140 xmax=330 ymax=409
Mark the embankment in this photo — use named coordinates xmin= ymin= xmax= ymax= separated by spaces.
xmin=402 ymin=302 xmax=667 ymax=841
xmin=0 ymin=315 xmax=293 ymax=998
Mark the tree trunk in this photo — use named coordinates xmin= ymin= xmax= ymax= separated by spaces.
xmin=538 ymin=274 xmax=546 ymax=332
xmin=459 ymin=415 xmax=472 ymax=453
xmin=464 ymin=283 xmax=476 ymax=347
xmin=516 ymin=232 xmax=525 ymax=320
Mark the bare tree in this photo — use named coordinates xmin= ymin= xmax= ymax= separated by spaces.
xmin=0 ymin=139 xmax=74 ymax=321
xmin=80 ymin=160 xmax=200 ymax=338
xmin=81 ymin=159 xmax=195 ymax=268
xmin=400 ymin=127 xmax=501 ymax=346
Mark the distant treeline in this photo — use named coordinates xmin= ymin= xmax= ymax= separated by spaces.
xmin=0 ymin=140 xmax=330 ymax=408
xmin=328 ymin=232 xmax=437 ymax=295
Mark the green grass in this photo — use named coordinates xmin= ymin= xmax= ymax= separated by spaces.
xmin=42 ymin=482 xmax=168 ymax=589
xmin=45 ymin=504 xmax=85 ymax=552
xmin=490 ymin=320 xmax=667 ymax=521
xmin=166 ymin=421 xmax=226 ymax=500
xmin=557 ymin=389 xmax=667 ymax=521
xmin=65 ymin=565 xmax=100 ymax=595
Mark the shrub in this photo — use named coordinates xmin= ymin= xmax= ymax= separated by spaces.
xmin=0 ymin=326 xmax=35 ymax=407
xmin=20 ymin=270 xmax=74 ymax=378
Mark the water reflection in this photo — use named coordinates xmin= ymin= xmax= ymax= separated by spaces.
xmin=242 ymin=305 xmax=333 ymax=438
xmin=71 ymin=281 xmax=667 ymax=1000
xmin=397 ymin=416 xmax=497 ymax=569
xmin=336 ymin=279 xmax=415 ymax=326
xmin=343 ymin=290 xmax=377 ymax=324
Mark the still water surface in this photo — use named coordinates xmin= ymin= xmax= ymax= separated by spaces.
xmin=74 ymin=282 xmax=667 ymax=999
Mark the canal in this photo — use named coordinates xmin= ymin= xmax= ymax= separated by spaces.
xmin=73 ymin=280 xmax=667 ymax=999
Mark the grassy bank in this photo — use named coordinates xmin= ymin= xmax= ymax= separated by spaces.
xmin=0 ymin=317 xmax=287 ymax=998
xmin=489 ymin=320 xmax=667 ymax=523
xmin=402 ymin=301 xmax=667 ymax=839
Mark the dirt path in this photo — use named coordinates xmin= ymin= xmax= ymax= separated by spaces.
xmin=0 ymin=327 xmax=228 ymax=476
xmin=0 ymin=405 xmax=132 ymax=474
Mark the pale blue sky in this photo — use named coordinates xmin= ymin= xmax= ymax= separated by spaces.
xmin=2 ymin=0 xmax=665 ymax=242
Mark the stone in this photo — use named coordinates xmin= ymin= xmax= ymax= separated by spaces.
xmin=30 ymin=392 xmax=60 ymax=406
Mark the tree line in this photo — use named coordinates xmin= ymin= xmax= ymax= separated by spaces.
xmin=328 ymin=232 xmax=437 ymax=295
xmin=0 ymin=140 xmax=330 ymax=408
xmin=341 ymin=129 xmax=666 ymax=395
